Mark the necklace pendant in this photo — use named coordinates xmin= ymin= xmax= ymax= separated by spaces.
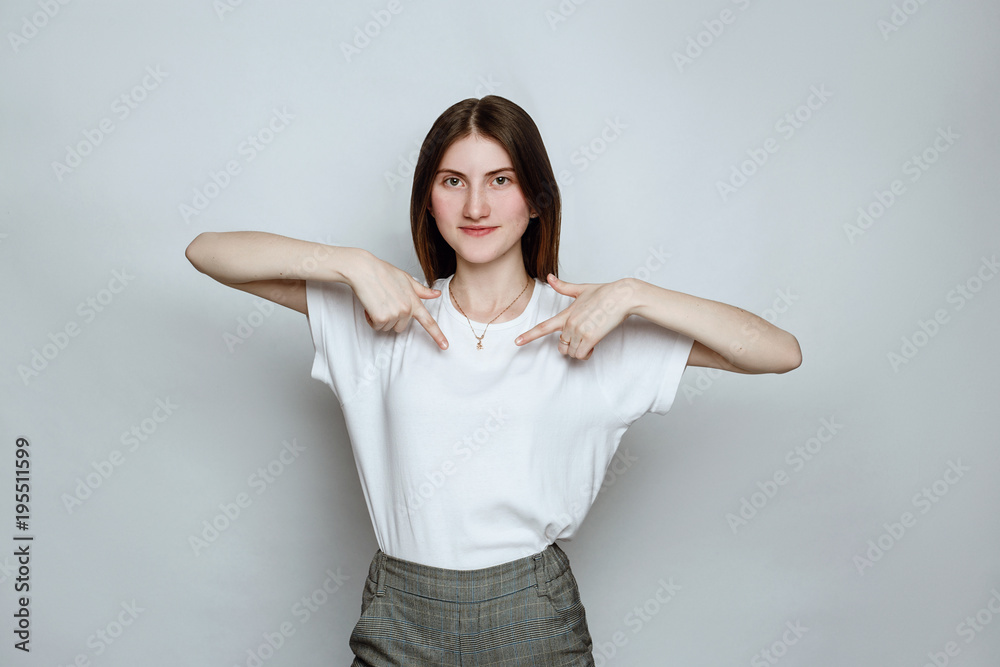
xmin=476 ymin=340 xmax=483 ymax=350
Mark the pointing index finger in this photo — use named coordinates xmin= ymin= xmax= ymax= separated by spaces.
xmin=515 ymin=314 xmax=563 ymax=346
xmin=413 ymin=302 xmax=449 ymax=350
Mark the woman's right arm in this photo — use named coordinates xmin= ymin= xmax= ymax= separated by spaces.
xmin=184 ymin=231 xmax=359 ymax=315
xmin=184 ymin=231 xmax=449 ymax=349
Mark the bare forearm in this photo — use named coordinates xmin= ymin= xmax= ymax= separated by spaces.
xmin=185 ymin=231 xmax=365 ymax=285
xmin=625 ymin=278 xmax=802 ymax=374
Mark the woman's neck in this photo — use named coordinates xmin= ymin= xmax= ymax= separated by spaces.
xmin=450 ymin=267 xmax=534 ymax=324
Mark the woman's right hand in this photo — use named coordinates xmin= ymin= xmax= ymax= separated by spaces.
xmin=345 ymin=250 xmax=449 ymax=350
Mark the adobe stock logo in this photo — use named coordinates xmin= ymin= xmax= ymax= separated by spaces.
xmin=214 ymin=0 xmax=250 ymax=21
xmin=671 ymin=0 xmax=759 ymax=73
xmin=726 ymin=417 xmax=843 ymax=534
xmin=232 ymin=566 xmax=350 ymax=667
xmin=568 ymin=118 xmax=627 ymax=173
xmin=886 ymin=254 xmax=996 ymax=372
xmin=223 ymin=299 xmax=276 ymax=352
xmin=397 ymin=407 xmax=509 ymax=517
xmin=751 ymin=620 xmax=809 ymax=667
xmin=51 ymin=66 xmax=168 ymax=181
xmin=384 ymin=75 xmax=501 ymax=192
xmin=716 ymin=85 xmax=833 ymax=202
xmin=188 ymin=438 xmax=307 ymax=556
xmin=545 ymin=0 xmax=591 ymax=31
xmin=17 ymin=269 xmax=135 ymax=385
xmin=61 ymin=397 xmax=180 ymax=513
xmin=178 ymin=107 xmax=294 ymax=224
xmin=922 ymin=586 xmax=1000 ymax=667
xmin=8 ymin=0 xmax=75 ymax=53
xmin=682 ymin=287 xmax=800 ymax=404
xmin=592 ymin=577 xmax=681 ymax=667
xmin=843 ymin=127 xmax=959 ymax=244
xmin=338 ymin=0 xmax=406 ymax=63
xmin=852 ymin=459 xmax=970 ymax=576
xmin=877 ymin=0 xmax=935 ymax=41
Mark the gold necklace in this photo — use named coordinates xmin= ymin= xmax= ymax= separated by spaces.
xmin=450 ymin=275 xmax=531 ymax=350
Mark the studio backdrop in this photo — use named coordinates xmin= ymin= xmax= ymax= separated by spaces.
xmin=2 ymin=1 xmax=998 ymax=665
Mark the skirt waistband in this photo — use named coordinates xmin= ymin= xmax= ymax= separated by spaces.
xmin=366 ymin=542 xmax=571 ymax=603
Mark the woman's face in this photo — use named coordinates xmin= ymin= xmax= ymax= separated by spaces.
xmin=429 ymin=133 xmax=536 ymax=269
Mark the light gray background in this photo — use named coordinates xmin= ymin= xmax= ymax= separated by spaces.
xmin=2 ymin=1 xmax=998 ymax=665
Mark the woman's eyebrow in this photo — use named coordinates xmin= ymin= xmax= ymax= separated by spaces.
xmin=435 ymin=167 xmax=514 ymax=178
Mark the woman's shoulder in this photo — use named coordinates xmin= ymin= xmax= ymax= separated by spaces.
xmin=533 ymin=279 xmax=572 ymax=312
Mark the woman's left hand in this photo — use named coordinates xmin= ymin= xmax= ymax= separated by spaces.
xmin=515 ymin=274 xmax=635 ymax=360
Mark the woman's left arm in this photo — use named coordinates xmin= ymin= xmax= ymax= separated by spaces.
xmin=515 ymin=275 xmax=802 ymax=375
xmin=626 ymin=278 xmax=802 ymax=375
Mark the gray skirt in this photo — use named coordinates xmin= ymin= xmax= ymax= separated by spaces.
xmin=349 ymin=542 xmax=596 ymax=666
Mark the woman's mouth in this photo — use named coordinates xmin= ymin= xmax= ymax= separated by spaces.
xmin=460 ymin=226 xmax=497 ymax=237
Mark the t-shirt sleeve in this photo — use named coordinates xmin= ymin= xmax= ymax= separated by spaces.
xmin=593 ymin=314 xmax=694 ymax=426
xmin=304 ymin=279 xmax=382 ymax=405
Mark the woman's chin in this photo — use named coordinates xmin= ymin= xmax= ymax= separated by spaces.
xmin=455 ymin=253 xmax=499 ymax=266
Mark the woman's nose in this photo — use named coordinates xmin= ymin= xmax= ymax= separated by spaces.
xmin=464 ymin=187 xmax=490 ymax=219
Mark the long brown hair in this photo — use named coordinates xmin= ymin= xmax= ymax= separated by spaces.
xmin=410 ymin=95 xmax=561 ymax=288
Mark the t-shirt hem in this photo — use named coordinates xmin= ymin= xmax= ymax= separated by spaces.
xmin=305 ymin=279 xmax=333 ymax=387
xmin=651 ymin=332 xmax=694 ymax=415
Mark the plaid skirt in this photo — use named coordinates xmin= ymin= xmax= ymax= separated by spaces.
xmin=349 ymin=542 xmax=595 ymax=666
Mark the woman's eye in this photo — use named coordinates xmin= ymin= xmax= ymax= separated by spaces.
xmin=445 ymin=177 xmax=460 ymax=186
xmin=495 ymin=176 xmax=508 ymax=185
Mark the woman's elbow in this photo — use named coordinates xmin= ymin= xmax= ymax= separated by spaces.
xmin=775 ymin=335 xmax=802 ymax=374
xmin=185 ymin=232 xmax=214 ymax=272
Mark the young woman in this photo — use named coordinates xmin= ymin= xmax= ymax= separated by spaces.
xmin=186 ymin=95 xmax=801 ymax=666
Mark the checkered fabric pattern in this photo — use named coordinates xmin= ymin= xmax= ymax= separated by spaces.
xmin=349 ymin=542 xmax=595 ymax=666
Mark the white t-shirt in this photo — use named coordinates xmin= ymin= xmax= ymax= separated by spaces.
xmin=305 ymin=273 xmax=693 ymax=570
